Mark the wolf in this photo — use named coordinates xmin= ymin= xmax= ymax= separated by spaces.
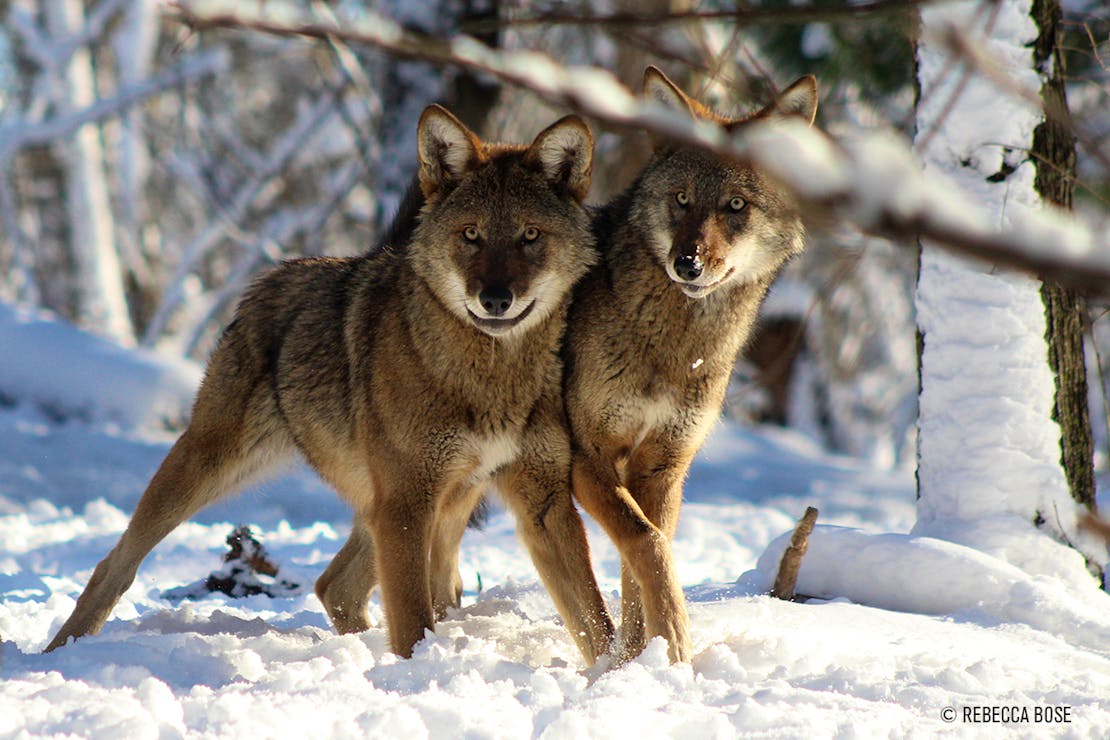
xmin=563 ymin=67 xmax=818 ymax=663
xmin=45 ymin=105 xmax=616 ymax=664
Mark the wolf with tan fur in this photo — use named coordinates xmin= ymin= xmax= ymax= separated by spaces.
xmin=45 ymin=105 xmax=616 ymax=663
xmin=564 ymin=67 xmax=818 ymax=663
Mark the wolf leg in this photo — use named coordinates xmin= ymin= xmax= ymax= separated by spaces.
xmin=314 ymin=519 xmax=378 ymax=634
xmin=368 ymin=487 xmax=436 ymax=658
xmin=429 ymin=486 xmax=484 ymax=620
xmin=44 ymin=379 xmax=294 ymax=652
xmin=621 ymin=438 xmax=694 ymax=659
xmin=501 ymin=457 xmax=615 ymax=666
xmin=571 ymin=449 xmax=691 ymax=663
xmin=315 ymin=486 xmax=479 ymax=634
xmin=619 ymin=560 xmax=645 ymax=656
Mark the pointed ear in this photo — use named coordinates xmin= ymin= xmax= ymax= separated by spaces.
xmin=758 ymin=75 xmax=818 ymax=125
xmin=642 ymin=65 xmax=696 ymax=118
xmin=527 ymin=115 xmax=594 ymax=202
xmin=417 ymin=105 xmax=484 ymax=196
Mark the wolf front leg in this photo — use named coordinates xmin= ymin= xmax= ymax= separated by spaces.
xmin=617 ymin=435 xmax=695 ymax=659
xmin=500 ymin=448 xmax=615 ymax=665
xmin=316 ymin=484 xmax=481 ymax=634
xmin=366 ymin=476 xmax=438 ymax=659
xmin=570 ymin=448 xmax=691 ymax=663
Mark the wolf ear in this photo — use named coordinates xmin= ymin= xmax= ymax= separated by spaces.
xmin=527 ymin=115 xmax=594 ymax=202
xmin=642 ymin=66 xmax=696 ymax=118
xmin=417 ymin=105 xmax=484 ymax=196
xmin=753 ymin=75 xmax=818 ymax=125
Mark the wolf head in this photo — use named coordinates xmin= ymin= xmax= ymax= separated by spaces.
xmin=634 ymin=67 xmax=817 ymax=299
xmin=409 ymin=106 xmax=597 ymax=338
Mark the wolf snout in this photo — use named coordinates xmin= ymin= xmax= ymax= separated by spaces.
xmin=673 ymin=253 xmax=703 ymax=282
xmin=479 ymin=285 xmax=514 ymax=317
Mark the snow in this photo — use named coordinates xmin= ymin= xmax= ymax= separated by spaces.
xmin=3 ymin=302 xmax=1109 ymax=736
xmin=0 ymin=302 xmax=201 ymax=431
xmin=750 ymin=523 xmax=1110 ymax=653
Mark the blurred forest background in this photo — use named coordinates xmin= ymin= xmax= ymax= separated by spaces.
xmin=0 ymin=0 xmax=1107 ymax=478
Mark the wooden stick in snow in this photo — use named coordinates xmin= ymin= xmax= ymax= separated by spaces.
xmin=771 ymin=506 xmax=818 ymax=601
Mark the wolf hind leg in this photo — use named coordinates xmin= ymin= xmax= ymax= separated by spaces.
xmin=314 ymin=519 xmax=378 ymax=634
xmin=44 ymin=364 xmax=295 ymax=652
xmin=429 ymin=486 xmax=485 ymax=620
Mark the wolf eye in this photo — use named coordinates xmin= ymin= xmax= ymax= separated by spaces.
xmin=728 ymin=197 xmax=747 ymax=212
xmin=675 ymin=192 xmax=689 ymax=207
xmin=463 ymin=226 xmax=480 ymax=242
xmin=522 ymin=226 xmax=540 ymax=243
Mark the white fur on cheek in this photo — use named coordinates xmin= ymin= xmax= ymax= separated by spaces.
xmin=726 ymin=233 xmax=778 ymax=285
xmin=438 ymin=269 xmax=472 ymax=322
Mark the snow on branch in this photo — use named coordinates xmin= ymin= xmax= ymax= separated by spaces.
xmin=0 ymin=46 xmax=229 ymax=164
xmin=140 ymin=86 xmax=348 ymax=346
xmin=471 ymin=0 xmax=930 ymax=31
xmin=169 ymin=1 xmax=1110 ymax=293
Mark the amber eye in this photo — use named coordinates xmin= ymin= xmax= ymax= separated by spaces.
xmin=523 ymin=226 xmax=540 ymax=242
xmin=675 ymin=191 xmax=689 ymax=206
xmin=728 ymin=196 xmax=747 ymax=212
xmin=463 ymin=225 xmax=480 ymax=242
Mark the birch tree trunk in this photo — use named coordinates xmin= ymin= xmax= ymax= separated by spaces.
xmin=44 ymin=0 xmax=133 ymax=344
xmin=913 ymin=0 xmax=1098 ymax=569
xmin=112 ymin=0 xmax=159 ymax=317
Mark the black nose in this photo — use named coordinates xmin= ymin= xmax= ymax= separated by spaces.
xmin=674 ymin=254 xmax=703 ymax=281
xmin=479 ymin=286 xmax=514 ymax=317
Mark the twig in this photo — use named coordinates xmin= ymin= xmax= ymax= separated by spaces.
xmin=771 ymin=506 xmax=819 ymax=601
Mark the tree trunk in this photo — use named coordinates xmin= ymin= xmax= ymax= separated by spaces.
xmin=1031 ymin=0 xmax=1097 ymax=513
xmin=443 ymin=0 xmax=502 ymax=135
xmin=914 ymin=1 xmax=1073 ymax=537
xmin=44 ymin=0 xmax=134 ymax=344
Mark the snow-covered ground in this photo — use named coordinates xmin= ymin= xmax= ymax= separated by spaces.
xmin=2 ymin=303 xmax=1109 ymax=738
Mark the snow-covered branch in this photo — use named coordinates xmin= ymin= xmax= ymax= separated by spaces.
xmin=8 ymin=0 xmax=132 ymax=70
xmin=170 ymin=1 xmax=1110 ymax=293
xmin=0 ymin=46 xmax=228 ymax=164
xmin=470 ymin=0 xmax=930 ymax=31
xmin=140 ymin=86 xmax=347 ymax=345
